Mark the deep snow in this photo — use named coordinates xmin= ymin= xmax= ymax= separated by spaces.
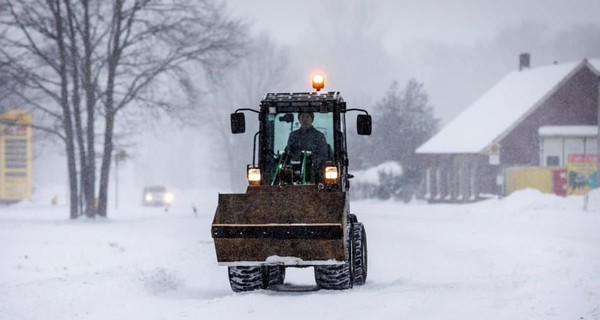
xmin=1 ymin=187 xmax=599 ymax=320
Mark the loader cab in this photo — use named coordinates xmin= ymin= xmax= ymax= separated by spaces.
xmin=264 ymin=109 xmax=341 ymax=187
xmin=230 ymin=91 xmax=370 ymax=191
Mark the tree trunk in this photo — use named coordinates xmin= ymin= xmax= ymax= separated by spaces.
xmin=66 ymin=138 xmax=79 ymax=219
xmin=97 ymin=110 xmax=114 ymax=217
xmin=82 ymin=0 xmax=96 ymax=217
xmin=51 ymin=0 xmax=79 ymax=218
xmin=64 ymin=0 xmax=90 ymax=217
xmin=97 ymin=0 xmax=124 ymax=217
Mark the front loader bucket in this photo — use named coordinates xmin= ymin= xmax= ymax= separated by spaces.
xmin=211 ymin=185 xmax=348 ymax=265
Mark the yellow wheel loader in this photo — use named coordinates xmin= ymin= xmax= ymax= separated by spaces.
xmin=212 ymin=76 xmax=371 ymax=291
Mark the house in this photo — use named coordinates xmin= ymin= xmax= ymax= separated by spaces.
xmin=416 ymin=56 xmax=600 ymax=202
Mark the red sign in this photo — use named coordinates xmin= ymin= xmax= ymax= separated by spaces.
xmin=568 ymin=154 xmax=597 ymax=164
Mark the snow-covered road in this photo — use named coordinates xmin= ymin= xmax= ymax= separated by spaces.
xmin=1 ymin=188 xmax=599 ymax=320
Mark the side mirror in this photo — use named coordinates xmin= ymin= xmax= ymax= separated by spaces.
xmin=230 ymin=113 xmax=245 ymax=134
xmin=357 ymin=114 xmax=372 ymax=135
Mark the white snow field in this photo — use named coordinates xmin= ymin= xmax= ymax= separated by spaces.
xmin=1 ymin=187 xmax=599 ymax=320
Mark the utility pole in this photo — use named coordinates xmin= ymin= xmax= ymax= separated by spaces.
xmin=597 ymin=79 xmax=599 ymax=188
xmin=115 ymin=152 xmax=119 ymax=209
xmin=587 ymin=79 xmax=600 ymax=210
xmin=114 ymin=150 xmax=127 ymax=209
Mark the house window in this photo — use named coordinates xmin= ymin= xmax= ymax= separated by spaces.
xmin=546 ymin=156 xmax=560 ymax=166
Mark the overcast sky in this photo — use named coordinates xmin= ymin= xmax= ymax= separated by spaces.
xmin=225 ymin=0 xmax=600 ymax=123
xmin=227 ymin=0 xmax=599 ymax=47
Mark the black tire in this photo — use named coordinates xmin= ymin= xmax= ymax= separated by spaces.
xmin=314 ymin=263 xmax=353 ymax=290
xmin=228 ymin=266 xmax=265 ymax=292
xmin=265 ymin=265 xmax=286 ymax=287
xmin=352 ymin=222 xmax=368 ymax=285
xmin=315 ymin=224 xmax=354 ymax=290
xmin=348 ymin=213 xmax=358 ymax=224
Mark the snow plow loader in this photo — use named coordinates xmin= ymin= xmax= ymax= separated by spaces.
xmin=212 ymin=75 xmax=372 ymax=291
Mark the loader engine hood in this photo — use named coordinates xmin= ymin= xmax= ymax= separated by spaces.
xmin=211 ymin=185 xmax=349 ymax=265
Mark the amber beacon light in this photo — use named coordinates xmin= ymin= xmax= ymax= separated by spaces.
xmin=312 ymin=74 xmax=325 ymax=91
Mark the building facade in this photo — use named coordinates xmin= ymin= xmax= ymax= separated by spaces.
xmin=417 ymin=58 xmax=599 ymax=202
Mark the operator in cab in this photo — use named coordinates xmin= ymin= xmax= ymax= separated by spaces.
xmin=286 ymin=111 xmax=328 ymax=178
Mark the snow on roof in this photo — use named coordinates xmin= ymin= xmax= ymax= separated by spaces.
xmin=538 ymin=126 xmax=597 ymax=137
xmin=417 ymin=58 xmax=600 ymax=154
xmin=589 ymin=59 xmax=600 ymax=72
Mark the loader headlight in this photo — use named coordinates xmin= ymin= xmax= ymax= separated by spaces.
xmin=164 ymin=192 xmax=174 ymax=204
xmin=323 ymin=165 xmax=338 ymax=185
xmin=247 ymin=166 xmax=261 ymax=186
xmin=144 ymin=193 xmax=153 ymax=202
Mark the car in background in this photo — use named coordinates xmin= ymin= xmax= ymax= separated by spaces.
xmin=142 ymin=186 xmax=174 ymax=207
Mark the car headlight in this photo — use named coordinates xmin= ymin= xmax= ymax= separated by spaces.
xmin=323 ymin=165 xmax=338 ymax=185
xmin=247 ymin=166 xmax=261 ymax=186
xmin=144 ymin=193 xmax=153 ymax=202
xmin=164 ymin=192 xmax=174 ymax=204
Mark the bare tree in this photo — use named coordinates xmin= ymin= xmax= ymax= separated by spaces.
xmin=0 ymin=0 xmax=247 ymax=218
xmin=0 ymin=0 xmax=81 ymax=217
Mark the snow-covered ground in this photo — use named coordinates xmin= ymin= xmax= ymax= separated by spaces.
xmin=1 ymin=187 xmax=599 ymax=320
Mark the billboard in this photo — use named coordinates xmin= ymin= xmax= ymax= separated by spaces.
xmin=567 ymin=154 xmax=598 ymax=195
xmin=0 ymin=110 xmax=32 ymax=203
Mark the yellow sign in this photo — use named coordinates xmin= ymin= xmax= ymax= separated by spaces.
xmin=488 ymin=142 xmax=500 ymax=165
xmin=0 ymin=110 xmax=32 ymax=202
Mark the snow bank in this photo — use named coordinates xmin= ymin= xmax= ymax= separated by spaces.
xmin=352 ymin=161 xmax=403 ymax=184
xmin=495 ymin=188 xmax=590 ymax=212
xmin=2 ymin=185 xmax=600 ymax=320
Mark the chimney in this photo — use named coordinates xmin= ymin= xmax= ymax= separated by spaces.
xmin=519 ymin=53 xmax=530 ymax=71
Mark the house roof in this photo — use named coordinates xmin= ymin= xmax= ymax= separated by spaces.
xmin=416 ymin=58 xmax=600 ymax=154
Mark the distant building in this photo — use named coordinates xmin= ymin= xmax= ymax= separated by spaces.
xmin=416 ymin=56 xmax=600 ymax=202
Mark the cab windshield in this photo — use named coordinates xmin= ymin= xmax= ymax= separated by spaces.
xmin=270 ymin=112 xmax=334 ymax=155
